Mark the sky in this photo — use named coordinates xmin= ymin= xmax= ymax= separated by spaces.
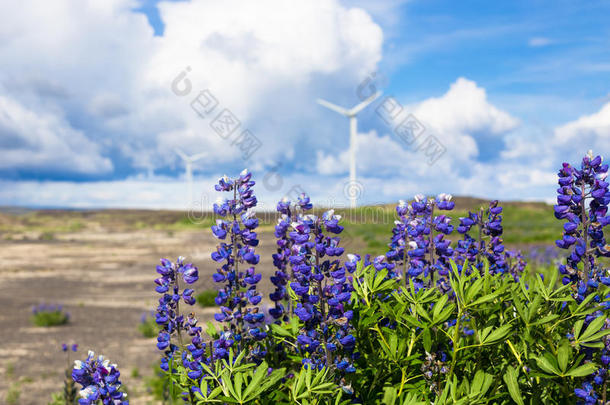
xmin=0 ymin=0 xmax=608 ymax=209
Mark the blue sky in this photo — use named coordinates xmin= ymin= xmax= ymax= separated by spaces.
xmin=0 ymin=0 xmax=608 ymax=208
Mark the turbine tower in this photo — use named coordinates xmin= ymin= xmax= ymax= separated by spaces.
xmin=175 ymin=148 xmax=206 ymax=208
xmin=317 ymin=91 xmax=381 ymax=208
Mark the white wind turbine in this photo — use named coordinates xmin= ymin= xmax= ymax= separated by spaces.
xmin=175 ymin=148 xmax=206 ymax=208
xmin=317 ymin=91 xmax=381 ymax=208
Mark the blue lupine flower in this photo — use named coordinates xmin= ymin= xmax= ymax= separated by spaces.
xmin=210 ymin=169 xmax=266 ymax=360
xmin=554 ymin=152 xmax=610 ymax=400
xmin=72 ymin=350 xmax=128 ymax=405
xmin=154 ymin=257 xmax=199 ymax=372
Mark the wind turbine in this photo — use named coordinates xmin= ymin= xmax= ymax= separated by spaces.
xmin=317 ymin=91 xmax=381 ymax=208
xmin=175 ymin=148 xmax=206 ymax=208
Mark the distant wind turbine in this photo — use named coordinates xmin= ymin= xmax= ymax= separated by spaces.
xmin=175 ymin=148 xmax=206 ymax=208
xmin=317 ymin=91 xmax=381 ymax=208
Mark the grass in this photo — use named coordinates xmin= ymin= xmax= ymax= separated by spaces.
xmin=197 ymin=290 xmax=218 ymax=308
xmin=6 ymin=361 xmax=15 ymax=378
xmin=30 ymin=310 xmax=69 ymax=327
xmin=146 ymin=362 xmax=180 ymax=402
xmin=138 ymin=315 xmax=160 ymax=338
xmin=6 ymin=382 xmax=20 ymax=405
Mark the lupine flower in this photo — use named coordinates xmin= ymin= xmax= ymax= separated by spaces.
xmin=269 ymin=196 xmax=312 ymax=320
xmin=386 ymin=194 xmax=456 ymax=291
xmin=555 ymin=151 xmax=609 ymax=295
xmin=454 ymin=200 xmax=525 ymax=280
xmin=553 ymin=152 xmax=610 ymax=402
xmin=211 ymin=169 xmax=266 ymax=361
xmin=72 ymin=350 xmax=128 ymax=404
xmin=285 ymin=200 xmax=356 ymax=373
xmin=421 ymin=350 xmax=449 ymax=395
xmin=154 ymin=257 xmax=199 ymax=370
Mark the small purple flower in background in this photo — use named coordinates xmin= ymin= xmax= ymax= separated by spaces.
xmin=386 ymin=193 xmax=455 ymax=291
xmin=211 ymin=169 xmax=266 ymax=361
xmin=527 ymin=245 xmax=563 ymax=267
xmin=72 ymin=350 xmax=128 ymax=404
xmin=454 ymin=200 xmax=525 ymax=280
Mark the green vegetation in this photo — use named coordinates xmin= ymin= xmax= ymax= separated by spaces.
xmin=6 ymin=361 xmax=15 ymax=378
xmin=30 ymin=310 xmax=69 ymax=327
xmin=6 ymin=382 xmax=20 ymax=405
xmin=138 ymin=315 xmax=160 ymax=338
xmin=196 ymin=289 xmax=218 ymax=308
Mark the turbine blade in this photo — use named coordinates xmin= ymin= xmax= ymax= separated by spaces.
xmin=316 ymin=98 xmax=349 ymax=116
xmin=348 ymin=91 xmax=382 ymax=116
xmin=174 ymin=147 xmax=188 ymax=161
xmin=189 ymin=152 xmax=206 ymax=162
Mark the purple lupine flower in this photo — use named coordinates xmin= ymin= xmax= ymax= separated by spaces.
xmin=454 ymin=199 xmax=523 ymax=279
xmin=154 ymin=257 xmax=199 ymax=370
xmin=554 ymin=152 xmax=610 ymax=399
xmin=286 ymin=201 xmax=357 ymax=373
xmin=211 ymin=169 xmax=266 ymax=361
xmin=386 ymin=194 xmax=455 ymax=291
xmin=72 ymin=350 xmax=128 ymax=405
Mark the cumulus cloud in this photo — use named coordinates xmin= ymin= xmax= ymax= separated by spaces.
xmin=0 ymin=95 xmax=112 ymax=175
xmin=554 ymin=102 xmax=610 ymax=153
xmin=0 ymin=0 xmax=383 ymax=178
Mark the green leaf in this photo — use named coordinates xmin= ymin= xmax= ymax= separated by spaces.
xmin=422 ymin=328 xmax=432 ymax=353
xmin=557 ymin=343 xmax=570 ymax=373
xmin=234 ymin=371 xmax=243 ymax=402
xmin=433 ymin=294 xmax=449 ymax=320
xmin=382 ymin=387 xmax=397 ymax=405
xmin=535 ymin=354 xmax=561 ymax=376
xmin=481 ymin=324 xmax=512 ymax=344
xmin=503 ymin=366 xmax=524 ymax=405
xmin=579 ymin=316 xmax=606 ymax=342
xmin=470 ymin=292 xmax=499 ymax=307
xmin=271 ymin=323 xmax=293 ymax=337
xmin=531 ymin=314 xmax=559 ymax=326
xmin=243 ymin=362 xmax=267 ymax=399
xmin=566 ymin=363 xmax=598 ymax=377
xmin=574 ymin=319 xmax=584 ymax=339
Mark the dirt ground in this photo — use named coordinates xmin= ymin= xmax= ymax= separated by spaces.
xmin=0 ymin=218 xmax=281 ymax=405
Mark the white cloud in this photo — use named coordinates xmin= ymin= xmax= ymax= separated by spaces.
xmin=554 ymin=102 xmax=610 ymax=149
xmin=412 ymin=77 xmax=519 ymax=139
xmin=0 ymin=95 xmax=112 ymax=174
xmin=0 ymin=0 xmax=383 ymax=176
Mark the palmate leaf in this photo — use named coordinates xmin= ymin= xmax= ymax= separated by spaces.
xmin=479 ymin=323 xmax=512 ymax=345
xmin=535 ymin=353 xmax=561 ymax=376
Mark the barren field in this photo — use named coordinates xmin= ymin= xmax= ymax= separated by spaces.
xmin=0 ymin=210 xmax=286 ymax=404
